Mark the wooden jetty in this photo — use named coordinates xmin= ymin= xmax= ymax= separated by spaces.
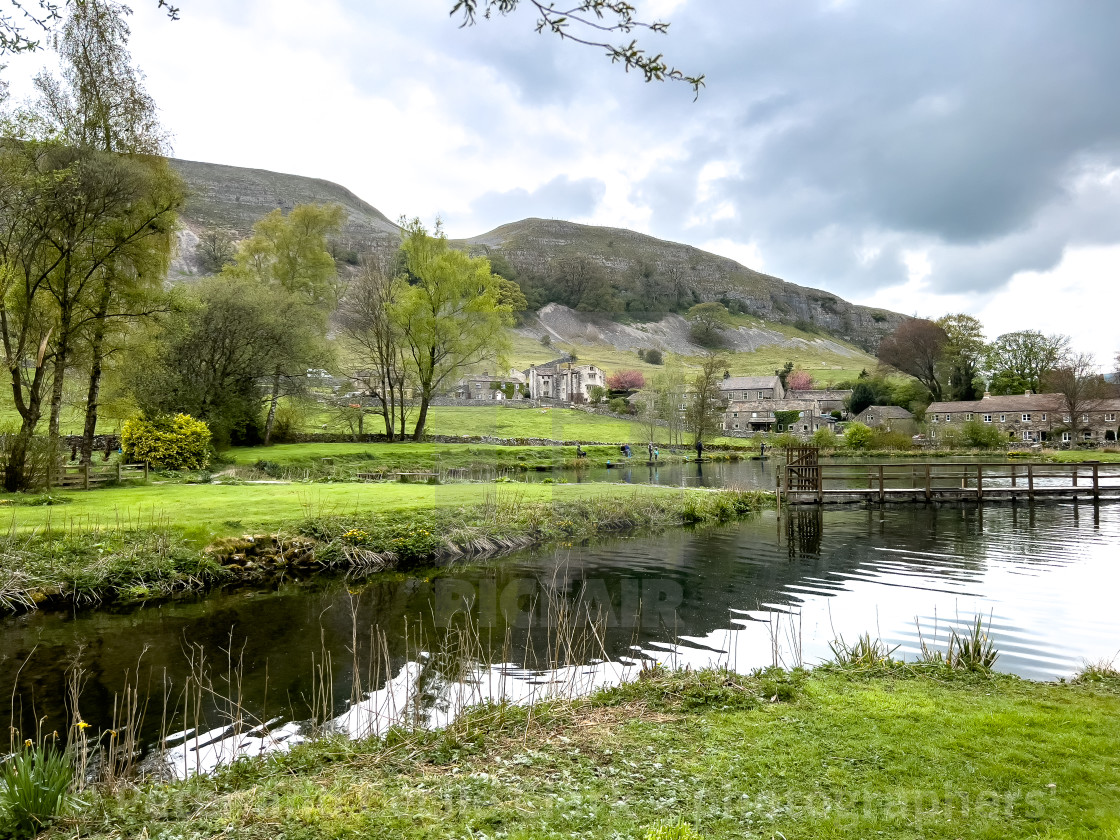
xmin=779 ymin=446 xmax=1120 ymax=506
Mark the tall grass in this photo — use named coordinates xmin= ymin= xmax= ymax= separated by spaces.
xmin=917 ymin=615 xmax=999 ymax=672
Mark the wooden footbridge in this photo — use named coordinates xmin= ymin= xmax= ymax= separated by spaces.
xmin=778 ymin=446 xmax=1120 ymax=506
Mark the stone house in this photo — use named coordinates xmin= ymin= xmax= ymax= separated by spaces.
xmin=787 ymin=389 xmax=853 ymax=414
xmin=718 ymin=375 xmax=785 ymax=402
xmin=852 ymin=405 xmax=916 ymax=433
xmin=454 ymin=369 xmax=527 ymax=400
xmin=722 ymin=399 xmax=838 ymax=436
xmin=925 ymin=392 xmax=1120 ymax=444
xmin=524 ymin=359 xmax=605 ymax=402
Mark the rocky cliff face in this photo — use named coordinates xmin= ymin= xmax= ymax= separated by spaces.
xmin=170 ymin=160 xmax=902 ymax=352
xmin=466 ymin=218 xmax=902 ymax=353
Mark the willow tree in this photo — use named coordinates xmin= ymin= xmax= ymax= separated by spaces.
xmin=394 ymin=219 xmax=521 ymax=440
xmin=26 ymin=0 xmax=178 ymax=463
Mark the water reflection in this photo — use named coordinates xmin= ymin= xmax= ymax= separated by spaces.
xmin=2 ymin=501 xmax=1118 ymax=775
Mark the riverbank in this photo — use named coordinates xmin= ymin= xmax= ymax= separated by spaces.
xmin=33 ymin=665 xmax=1120 ymax=839
xmin=0 ymin=484 xmax=770 ymax=613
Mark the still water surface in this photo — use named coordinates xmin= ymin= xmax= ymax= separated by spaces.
xmin=2 ymin=497 xmax=1118 ymax=773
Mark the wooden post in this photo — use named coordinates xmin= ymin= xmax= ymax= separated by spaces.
xmin=83 ymin=462 xmax=90 ymax=490
xmin=116 ymin=461 xmax=122 ymax=482
xmin=878 ymin=464 xmax=885 ymax=502
xmin=1093 ymin=463 xmax=1100 ymax=499
xmin=925 ymin=463 xmax=932 ymax=502
xmin=1072 ymin=465 xmax=1078 ymax=488
xmin=976 ymin=465 xmax=983 ymax=501
xmin=144 ymin=461 xmax=149 ymax=481
xmin=1027 ymin=463 xmax=1034 ymax=500
xmin=816 ymin=463 xmax=823 ymax=504
xmin=1011 ymin=464 xmax=1017 ymax=488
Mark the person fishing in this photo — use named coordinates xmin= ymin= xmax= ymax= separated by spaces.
xmin=694 ymin=438 xmax=703 ymax=460
xmin=647 ymin=442 xmax=654 ymax=461
xmin=576 ymin=444 xmax=587 ymax=458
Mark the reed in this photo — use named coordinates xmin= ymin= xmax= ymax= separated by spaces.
xmin=917 ymin=614 xmax=999 ymax=672
xmin=827 ymin=633 xmax=900 ymax=668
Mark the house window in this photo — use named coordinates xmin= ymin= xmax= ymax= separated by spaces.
xmin=999 ymin=414 xmax=1006 ymax=423
xmin=802 ymin=425 xmax=809 ymax=432
xmin=983 ymin=414 xmax=992 ymax=423
xmin=1082 ymin=414 xmax=1090 ymax=422
xmin=777 ymin=424 xmax=784 ymax=431
xmin=1022 ymin=414 xmax=1031 ymax=422
xmin=758 ymin=391 xmax=765 ymax=399
xmin=732 ymin=412 xmax=738 ymax=418
xmin=1062 ymin=431 xmax=1071 ymax=443
xmin=733 ymin=423 xmax=739 ymax=429
xmin=1107 ymin=413 xmax=1117 ymax=422
xmin=1084 ymin=430 xmax=1093 ymax=440
xmin=1063 ymin=415 xmax=1070 ymax=423
xmin=931 ymin=415 xmax=939 ymax=423
xmin=751 ymin=412 xmax=758 ymax=418
xmin=1022 ymin=431 xmax=1033 ymax=441
xmin=867 ymin=414 xmax=874 ymax=422
xmin=966 ymin=413 xmax=974 ymax=421
xmin=1041 ymin=414 xmax=1047 ymax=421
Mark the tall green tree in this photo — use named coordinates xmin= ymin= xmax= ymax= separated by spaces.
xmin=230 ymin=203 xmax=345 ymax=444
xmin=28 ymin=0 xmax=178 ymax=464
xmin=985 ymin=330 xmax=1069 ymax=395
xmin=394 ymin=218 xmax=519 ymax=440
xmin=684 ymin=354 xmax=727 ymax=445
xmin=877 ymin=318 xmax=948 ymax=402
xmin=936 ymin=313 xmax=986 ymax=402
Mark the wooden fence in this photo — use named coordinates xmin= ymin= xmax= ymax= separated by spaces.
xmin=49 ymin=462 xmax=149 ymax=490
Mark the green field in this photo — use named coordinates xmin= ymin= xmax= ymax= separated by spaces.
xmin=0 ymin=480 xmax=698 ymax=540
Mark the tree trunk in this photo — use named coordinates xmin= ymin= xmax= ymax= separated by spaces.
xmin=263 ymin=369 xmax=282 ymax=444
xmin=80 ymin=289 xmax=113 ymax=465
xmin=4 ymin=370 xmax=47 ymax=492
xmin=412 ymin=395 xmax=430 ymax=441
xmin=48 ymin=351 xmax=67 ymax=442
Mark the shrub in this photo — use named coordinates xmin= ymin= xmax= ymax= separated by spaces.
xmin=0 ymin=741 xmax=73 ymax=838
xmin=871 ymin=429 xmax=913 ymax=450
xmin=589 ymin=385 xmax=608 ymax=405
xmin=811 ymin=427 xmax=838 ymax=448
xmin=539 ymin=334 xmax=551 ymax=346
xmin=935 ymin=424 xmax=967 ymax=448
xmin=608 ymin=397 xmax=630 ymax=415
xmin=963 ymin=420 xmax=1005 ymax=449
xmin=843 ymin=422 xmax=875 ymax=450
xmin=121 ymin=414 xmax=211 ymax=470
xmin=644 ymin=348 xmax=664 ymax=365
xmin=270 ymin=404 xmax=306 ymax=443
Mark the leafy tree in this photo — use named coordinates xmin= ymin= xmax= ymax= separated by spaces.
xmin=394 ymin=219 xmax=517 ymax=439
xmin=684 ymin=354 xmax=727 ymax=445
xmin=787 ymin=368 xmax=813 ymax=391
xmin=877 ymin=318 xmax=948 ymax=401
xmin=848 ymin=382 xmax=878 ymax=416
xmin=644 ymin=347 xmax=663 ymax=365
xmin=686 ymin=301 xmax=729 ymax=348
xmin=549 ymin=254 xmax=621 ymax=314
xmin=648 ymin=360 xmax=687 ymax=445
xmin=25 ymin=0 xmax=178 ymax=465
xmin=0 ymin=0 xmax=178 ymax=55
xmin=337 ymin=257 xmax=413 ymax=440
xmin=606 ymin=369 xmax=645 ymax=391
xmin=1044 ymin=353 xmax=1112 ymax=442
xmin=129 ymin=275 xmax=291 ymax=446
xmin=963 ymin=420 xmax=1005 ymax=449
xmin=230 ymin=203 xmax=345 ymax=443
xmin=936 ymin=313 xmax=986 ymax=401
xmin=775 ymin=361 xmax=794 ymax=390
xmin=985 ymin=330 xmax=1070 ymax=395
xmin=196 ymin=228 xmax=236 ymax=274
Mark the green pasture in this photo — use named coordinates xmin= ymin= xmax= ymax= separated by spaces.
xmin=0 ymin=481 xmax=691 ymax=541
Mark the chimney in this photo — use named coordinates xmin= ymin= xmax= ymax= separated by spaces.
xmin=982 ymin=392 xmax=991 ymax=399
xmin=1024 ymin=390 xmax=1032 ymax=396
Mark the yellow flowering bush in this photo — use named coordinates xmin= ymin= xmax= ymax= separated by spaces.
xmin=121 ymin=413 xmax=212 ymax=470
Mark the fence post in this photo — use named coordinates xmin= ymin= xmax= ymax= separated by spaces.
xmin=878 ymin=464 xmax=884 ymax=503
xmin=1093 ymin=463 xmax=1100 ymax=499
xmin=144 ymin=461 xmax=149 ymax=482
xmin=1011 ymin=464 xmax=1017 ymax=488
xmin=976 ymin=465 xmax=983 ymax=501
xmin=1027 ymin=463 xmax=1034 ymax=500
xmin=925 ymin=463 xmax=932 ymax=502
xmin=83 ymin=462 xmax=90 ymax=490
xmin=1072 ymin=464 xmax=1078 ymax=488
xmin=117 ymin=461 xmax=122 ymax=482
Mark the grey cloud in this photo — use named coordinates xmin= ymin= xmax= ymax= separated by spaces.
xmin=469 ymin=175 xmax=606 ymax=230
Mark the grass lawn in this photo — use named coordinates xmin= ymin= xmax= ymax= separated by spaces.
xmin=47 ymin=667 xmax=1120 ymax=839
xmin=1032 ymin=448 xmax=1120 ymax=463
xmin=0 ymin=480 xmax=700 ymax=541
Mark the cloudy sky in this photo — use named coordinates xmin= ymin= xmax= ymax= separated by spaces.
xmin=5 ymin=0 xmax=1118 ymax=361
